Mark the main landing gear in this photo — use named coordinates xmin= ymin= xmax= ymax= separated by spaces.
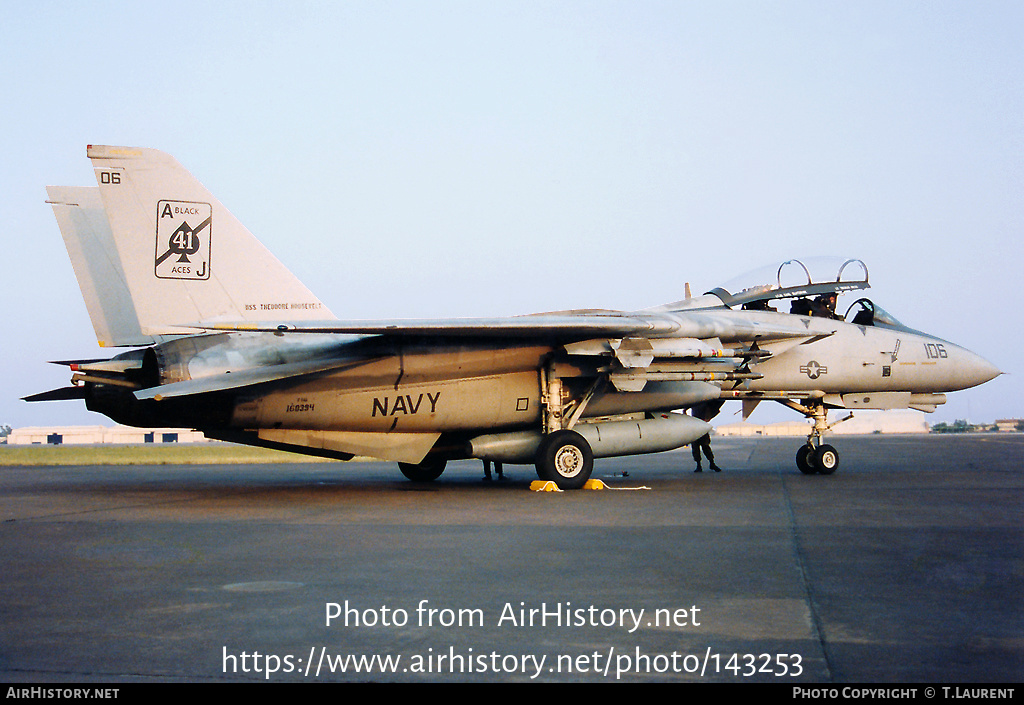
xmin=398 ymin=457 xmax=447 ymax=482
xmin=784 ymin=400 xmax=850 ymax=475
xmin=395 ymin=359 xmax=601 ymax=489
xmin=535 ymin=429 xmax=594 ymax=490
xmin=533 ymin=361 xmax=599 ymax=490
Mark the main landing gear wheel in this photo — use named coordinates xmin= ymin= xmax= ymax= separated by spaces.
xmin=398 ymin=458 xmax=447 ymax=482
xmin=796 ymin=445 xmax=817 ymax=475
xmin=812 ymin=444 xmax=839 ymax=475
xmin=536 ymin=429 xmax=593 ymax=490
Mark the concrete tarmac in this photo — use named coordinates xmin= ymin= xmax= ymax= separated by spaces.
xmin=1 ymin=434 xmax=1021 ymax=683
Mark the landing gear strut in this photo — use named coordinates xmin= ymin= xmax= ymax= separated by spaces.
xmin=533 ymin=360 xmax=598 ymax=489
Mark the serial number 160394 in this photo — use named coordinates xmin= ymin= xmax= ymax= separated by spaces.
xmin=286 ymin=403 xmax=315 ymax=413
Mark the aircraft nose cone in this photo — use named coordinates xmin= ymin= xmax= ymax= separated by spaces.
xmin=977 ymin=356 xmax=1002 ymax=384
xmin=958 ymin=349 xmax=1002 ymax=389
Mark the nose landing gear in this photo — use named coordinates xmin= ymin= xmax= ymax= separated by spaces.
xmin=784 ymin=400 xmax=851 ymax=475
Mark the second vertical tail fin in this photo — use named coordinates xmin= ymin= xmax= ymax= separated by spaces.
xmin=46 ymin=185 xmax=151 ymax=347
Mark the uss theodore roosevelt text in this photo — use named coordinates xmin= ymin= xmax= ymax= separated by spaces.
xmin=326 ymin=600 xmax=700 ymax=634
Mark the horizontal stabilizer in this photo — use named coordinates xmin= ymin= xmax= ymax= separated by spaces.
xmin=49 ymin=358 xmax=111 ymax=367
xmin=133 ymin=356 xmax=354 ymax=400
xmin=23 ymin=386 xmax=88 ymax=402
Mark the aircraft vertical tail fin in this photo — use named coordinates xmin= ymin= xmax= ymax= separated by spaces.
xmin=46 ymin=185 xmax=152 ymax=347
xmin=86 ymin=145 xmax=334 ymax=337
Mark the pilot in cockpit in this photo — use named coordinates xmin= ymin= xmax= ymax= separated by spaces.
xmin=790 ymin=298 xmax=812 ymax=315
xmin=811 ymin=292 xmax=840 ymax=319
xmin=741 ymin=299 xmax=775 ymax=311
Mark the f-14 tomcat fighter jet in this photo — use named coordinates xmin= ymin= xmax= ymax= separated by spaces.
xmin=30 ymin=146 xmax=1001 ymax=488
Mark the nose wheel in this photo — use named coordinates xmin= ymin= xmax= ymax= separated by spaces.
xmin=796 ymin=443 xmax=839 ymax=475
xmin=796 ymin=445 xmax=816 ymax=474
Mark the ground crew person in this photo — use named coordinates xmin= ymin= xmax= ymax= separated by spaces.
xmin=690 ymin=401 xmax=723 ymax=473
xmin=483 ymin=459 xmax=504 ymax=481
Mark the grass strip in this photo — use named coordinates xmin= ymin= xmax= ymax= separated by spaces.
xmin=0 ymin=443 xmax=336 ymax=466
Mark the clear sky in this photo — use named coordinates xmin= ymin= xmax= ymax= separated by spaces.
xmin=2 ymin=1 xmax=1021 ymax=429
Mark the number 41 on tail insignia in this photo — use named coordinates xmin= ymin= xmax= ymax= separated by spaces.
xmin=155 ymin=200 xmax=211 ymax=280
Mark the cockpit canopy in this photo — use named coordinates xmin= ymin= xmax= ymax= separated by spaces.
xmin=707 ymin=257 xmax=870 ymax=308
xmin=704 ymin=257 xmax=912 ymax=331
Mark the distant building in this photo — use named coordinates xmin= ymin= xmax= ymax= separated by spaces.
xmin=995 ymin=419 xmax=1023 ymax=432
xmin=716 ymin=421 xmax=808 ymax=437
xmin=7 ymin=426 xmax=209 ymax=446
xmin=716 ymin=410 xmax=930 ymax=437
